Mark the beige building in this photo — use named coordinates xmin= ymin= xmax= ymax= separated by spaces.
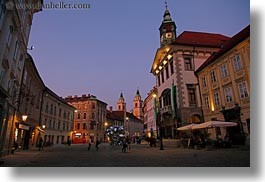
xmin=41 ymin=88 xmax=75 ymax=146
xmin=143 ymin=87 xmax=158 ymax=137
xmin=0 ymin=0 xmax=42 ymax=157
xmin=195 ymin=25 xmax=250 ymax=144
xmin=14 ymin=53 xmax=45 ymax=150
xmin=65 ymin=94 xmax=107 ymax=143
xmin=150 ymin=7 xmax=230 ymax=139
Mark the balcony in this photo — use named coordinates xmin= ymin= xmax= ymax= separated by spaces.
xmin=160 ymin=105 xmax=172 ymax=115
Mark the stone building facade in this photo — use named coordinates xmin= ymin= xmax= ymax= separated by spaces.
xmin=195 ymin=25 xmax=250 ymax=143
xmin=150 ymin=6 xmax=230 ymax=138
xmin=0 ymin=0 xmax=42 ymax=157
xmin=41 ymin=88 xmax=75 ymax=146
xmin=65 ymin=94 xmax=107 ymax=143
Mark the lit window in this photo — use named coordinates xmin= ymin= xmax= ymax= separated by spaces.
xmin=220 ymin=63 xmax=229 ymax=77
xmin=224 ymin=87 xmax=233 ymax=103
xmin=202 ymin=76 xmax=207 ymax=88
xmin=238 ymin=81 xmax=249 ymax=99
xmin=234 ymin=54 xmax=243 ymax=71
xmin=210 ymin=70 xmax=217 ymax=83
xmin=184 ymin=57 xmax=193 ymax=71
xmin=214 ymin=92 xmax=220 ymax=106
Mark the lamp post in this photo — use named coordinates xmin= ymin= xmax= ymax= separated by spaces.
xmin=153 ymin=94 xmax=164 ymax=150
xmin=22 ymin=115 xmax=28 ymax=122
xmin=104 ymin=122 xmax=108 ymax=142
xmin=126 ymin=117 xmax=129 ymax=137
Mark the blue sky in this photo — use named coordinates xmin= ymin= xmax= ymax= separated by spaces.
xmin=28 ymin=0 xmax=249 ymax=110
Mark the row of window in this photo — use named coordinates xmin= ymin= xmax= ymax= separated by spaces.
xmin=75 ymin=122 xmax=102 ymax=130
xmin=157 ymin=57 xmax=194 ymax=86
xmin=43 ymin=118 xmax=73 ymax=131
xmin=44 ymin=102 xmax=72 ymax=120
xmin=77 ymin=112 xmax=95 ymax=120
xmin=72 ymin=102 xmax=96 ymax=110
xmin=157 ymin=59 xmax=174 ymax=86
xmin=203 ymin=81 xmax=249 ymax=109
xmin=202 ymin=54 xmax=243 ymax=87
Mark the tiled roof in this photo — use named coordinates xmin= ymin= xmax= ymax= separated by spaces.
xmin=107 ymin=111 xmax=143 ymax=122
xmin=195 ymin=25 xmax=250 ymax=74
xmin=172 ymin=31 xmax=230 ymax=47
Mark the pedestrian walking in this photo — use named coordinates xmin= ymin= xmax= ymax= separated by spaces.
xmin=39 ymin=137 xmax=44 ymax=151
xmin=88 ymin=138 xmax=92 ymax=151
xmin=95 ymin=138 xmax=100 ymax=151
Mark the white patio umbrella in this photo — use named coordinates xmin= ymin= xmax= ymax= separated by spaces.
xmin=192 ymin=120 xmax=237 ymax=130
xmin=177 ymin=124 xmax=198 ymax=131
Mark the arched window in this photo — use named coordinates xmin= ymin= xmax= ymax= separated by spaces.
xmin=83 ymin=113 xmax=87 ymax=119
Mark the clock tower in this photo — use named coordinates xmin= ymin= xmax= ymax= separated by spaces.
xmin=133 ymin=89 xmax=143 ymax=120
xmin=159 ymin=2 xmax=177 ymax=48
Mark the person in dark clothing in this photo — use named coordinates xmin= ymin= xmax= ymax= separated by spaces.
xmin=39 ymin=137 xmax=44 ymax=151
xmin=95 ymin=139 xmax=100 ymax=151
xmin=88 ymin=138 xmax=92 ymax=151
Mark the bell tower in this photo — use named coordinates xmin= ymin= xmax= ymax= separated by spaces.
xmin=117 ymin=92 xmax=126 ymax=112
xmin=159 ymin=1 xmax=177 ymax=48
xmin=133 ymin=89 xmax=143 ymax=120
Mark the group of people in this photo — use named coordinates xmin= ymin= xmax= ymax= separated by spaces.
xmin=87 ymin=138 xmax=101 ymax=151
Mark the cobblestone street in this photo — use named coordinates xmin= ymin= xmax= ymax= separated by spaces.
xmin=0 ymin=141 xmax=250 ymax=167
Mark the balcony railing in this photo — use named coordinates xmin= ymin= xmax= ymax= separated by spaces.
xmin=160 ymin=105 xmax=172 ymax=114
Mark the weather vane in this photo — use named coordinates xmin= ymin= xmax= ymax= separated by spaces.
xmin=165 ymin=0 xmax=168 ymax=10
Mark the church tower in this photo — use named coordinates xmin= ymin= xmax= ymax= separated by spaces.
xmin=117 ymin=92 xmax=126 ymax=112
xmin=159 ymin=1 xmax=177 ymax=48
xmin=133 ymin=89 xmax=143 ymax=120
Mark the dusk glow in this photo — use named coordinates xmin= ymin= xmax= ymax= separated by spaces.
xmin=28 ymin=0 xmax=249 ymax=110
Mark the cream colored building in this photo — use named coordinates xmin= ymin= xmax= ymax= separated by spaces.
xmin=0 ymin=0 xmax=42 ymax=157
xmin=151 ymin=7 xmax=229 ymax=138
xmin=41 ymin=88 xmax=75 ymax=146
xmin=195 ymin=25 xmax=250 ymax=144
xmin=143 ymin=87 xmax=157 ymax=137
xmin=65 ymin=94 xmax=107 ymax=143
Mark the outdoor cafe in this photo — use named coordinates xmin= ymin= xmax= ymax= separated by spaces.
xmin=177 ymin=120 xmax=237 ymax=149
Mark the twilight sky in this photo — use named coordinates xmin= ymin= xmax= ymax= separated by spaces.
xmin=28 ymin=0 xmax=249 ymax=111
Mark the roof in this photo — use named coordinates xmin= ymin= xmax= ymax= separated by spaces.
xmin=107 ymin=111 xmax=143 ymax=123
xmin=26 ymin=53 xmax=45 ymax=88
xmin=44 ymin=87 xmax=76 ymax=110
xmin=172 ymin=31 xmax=230 ymax=48
xmin=195 ymin=25 xmax=250 ymax=74
xmin=65 ymin=94 xmax=107 ymax=106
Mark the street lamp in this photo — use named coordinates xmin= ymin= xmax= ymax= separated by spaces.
xmin=22 ymin=115 xmax=28 ymax=122
xmin=104 ymin=122 xmax=108 ymax=142
xmin=126 ymin=117 xmax=129 ymax=137
xmin=153 ymin=94 xmax=164 ymax=150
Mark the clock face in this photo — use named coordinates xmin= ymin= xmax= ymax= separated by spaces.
xmin=166 ymin=33 xmax=173 ymax=39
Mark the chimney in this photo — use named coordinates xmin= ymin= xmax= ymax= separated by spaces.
xmin=109 ymin=106 xmax=113 ymax=112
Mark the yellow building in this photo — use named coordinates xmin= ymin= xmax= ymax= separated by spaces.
xmin=195 ymin=25 xmax=250 ymax=144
